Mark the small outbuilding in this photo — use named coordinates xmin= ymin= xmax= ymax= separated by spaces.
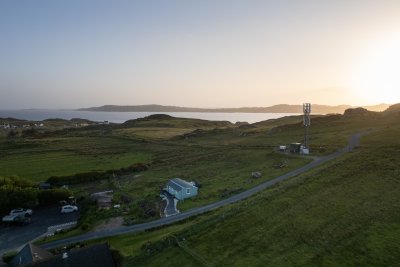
xmin=279 ymin=145 xmax=287 ymax=152
xmin=91 ymin=191 xmax=113 ymax=208
xmin=166 ymin=178 xmax=198 ymax=201
xmin=301 ymin=147 xmax=310 ymax=155
xmin=290 ymin=143 xmax=302 ymax=153
xmin=38 ymin=182 xmax=52 ymax=190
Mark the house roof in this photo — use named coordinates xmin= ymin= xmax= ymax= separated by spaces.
xmin=9 ymin=243 xmax=53 ymax=267
xmin=27 ymin=243 xmax=115 ymax=267
xmin=167 ymin=178 xmax=194 ymax=191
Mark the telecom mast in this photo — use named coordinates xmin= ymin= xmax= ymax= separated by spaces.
xmin=303 ymin=103 xmax=311 ymax=149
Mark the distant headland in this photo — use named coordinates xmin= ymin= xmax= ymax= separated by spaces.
xmin=78 ymin=104 xmax=390 ymax=114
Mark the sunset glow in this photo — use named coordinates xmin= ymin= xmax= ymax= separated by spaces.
xmin=349 ymin=32 xmax=400 ymax=104
xmin=1 ymin=1 xmax=400 ymax=109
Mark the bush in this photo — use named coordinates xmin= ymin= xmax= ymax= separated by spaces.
xmin=47 ymin=171 xmax=107 ymax=186
xmin=0 ymin=187 xmax=38 ymax=214
xmin=47 ymin=163 xmax=149 ymax=185
xmin=0 ymin=176 xmax=73 ymax=213
xmin=80 ymin=223 xmax=90 ymax=231
xmin=7 ymin=130 xmax=18 ymax=139
xmin=0 ymin=176 xmax=34 ymax=188
xmin=110 ymin=249 xmax=123 ymax=265
xmin=37 ymin=189 xmax=72 ymax=206
xmin=2 ymin=250 xmax=18 ymax=263
xmin=21 ymin=128 xmax=38 ymax=138
xmin=128 ymin=163 xmax=149 ymax=172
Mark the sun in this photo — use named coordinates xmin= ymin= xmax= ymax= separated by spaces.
xmin=349 ymin=32 xmax=400 ymax=104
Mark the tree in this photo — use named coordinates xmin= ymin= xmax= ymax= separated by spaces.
xmin=7 ymin=130 xmax=18 ymax=139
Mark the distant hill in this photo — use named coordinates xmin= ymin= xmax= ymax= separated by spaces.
xmin=384 ymin=103 xmax=400 ymax=113
xmin=122 ymin=114 xmax=233 ymax=128
xmin=79 ymin=103 xmax=390 ymax=114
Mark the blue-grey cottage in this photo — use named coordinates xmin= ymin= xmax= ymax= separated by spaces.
xmin=166 ymin=178 xmax=198 ymax=200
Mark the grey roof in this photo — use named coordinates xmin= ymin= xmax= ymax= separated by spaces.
xmin=167 ymin=178 xmax=194 ymax=191
xmin=9 ymin=243 xmax=53 ymax=267
xmin=28 ymin=243 xmax=115 ymax=267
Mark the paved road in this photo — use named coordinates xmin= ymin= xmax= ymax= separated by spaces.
xmin=0 ymin=207 xmax=79 ymax=254
xmin=36 ymin=132 xmax=365 ymax=250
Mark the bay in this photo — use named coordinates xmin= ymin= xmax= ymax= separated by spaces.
xmin=0 ymin=109 xmax=300 ymax=124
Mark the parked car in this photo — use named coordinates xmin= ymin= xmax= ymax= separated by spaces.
xmin=9 ymin=208 xmax=33 ymax=217
xmin=2 ymin=214 xmax=31 ymax=225
xmin=61 ymin=205 xmax=78 ymax=214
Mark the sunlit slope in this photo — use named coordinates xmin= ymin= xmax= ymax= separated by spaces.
xmin=0 ymin=115 xmax=233 ymax=181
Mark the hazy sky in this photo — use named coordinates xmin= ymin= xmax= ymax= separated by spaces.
xmin=1 ymin=0 xmax=400 ymax=109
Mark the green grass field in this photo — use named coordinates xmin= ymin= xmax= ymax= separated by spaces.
xmin=109 ymin=122 xmax=400 ymax=266
xmin=0 ymin=137 xmax=152 ymax=182
xmin=4 ymin=110 xmax=400 ymax=266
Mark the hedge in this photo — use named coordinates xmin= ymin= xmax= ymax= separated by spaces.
xmin=46 ymin=163 xmax=148 ymax=186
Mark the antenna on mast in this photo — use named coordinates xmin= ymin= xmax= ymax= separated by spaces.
xmin=303 ymin=103 xmax=311 ymax=150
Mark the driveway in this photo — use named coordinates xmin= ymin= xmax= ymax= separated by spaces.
xmin=0 ymin=206 xmax=79 ymax=253
xmin=161 ymin=192 xmax=179 ymax=217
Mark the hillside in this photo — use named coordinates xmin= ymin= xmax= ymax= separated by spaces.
xmin=121 ymin=114 xmax=233 ymax=128
xmin=110 ymin=116 xmax=400 ymax=266
xmin=100 ymin=106 xmax=400 ymax=266
xmin=2 ymin=105 xmax=400 ymax=266
xmin=384 ymin=103 xmax=400 ymax=114
xmin=79 ymin=103 xmax=390 ymax=114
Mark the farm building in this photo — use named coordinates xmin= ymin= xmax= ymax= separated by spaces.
xmin=166 ymin=178 xmax=198 ymax=201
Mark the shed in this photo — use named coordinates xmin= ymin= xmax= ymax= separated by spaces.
xmin=166 ymin=178 xmax=198 ymax=201
xmin=290 ymin=143 xmax=302 ymax=153
xmin=301 ymin=147 xmax=310 ymax=155
xmin=91 ymin=191 xmax=113 ymax=208
xmin=38 ymin=183 xmax=52 ymax=190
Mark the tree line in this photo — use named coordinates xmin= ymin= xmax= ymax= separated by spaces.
xmin=0 ymin=176 xmax=71 ymax=214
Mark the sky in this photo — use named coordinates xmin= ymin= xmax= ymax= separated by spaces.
xmin=1 ymin=0 xmax=400 ymax=109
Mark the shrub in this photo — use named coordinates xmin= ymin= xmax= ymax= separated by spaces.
xmin=7 ymin=130 xmax=18 ymax=139
xmin=2 ymin=250 xmax=18 ymax=263
xmin=21 ymin=128 xmax=38 ymax=138
xmin=37 ymin=189 xmax=72 ymax=206
xmin=47 ymin=163 xmax=149 ymax=185
xmin=0 ymin=187 xmax=38 ymax=213
xmin=110 ymin=249 xmax=123 ymax=266
xmin=80 ymin=223 xmax=90 ymax=231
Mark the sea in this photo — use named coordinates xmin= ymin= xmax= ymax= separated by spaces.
xmin=0 ymin=109 xmax=301 ymax=124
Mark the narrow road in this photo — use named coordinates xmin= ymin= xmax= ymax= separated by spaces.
xmin=39 ymin=132 xmax=366 ymax=250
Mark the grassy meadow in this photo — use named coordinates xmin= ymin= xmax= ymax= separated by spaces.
xmin=0 ymin=137 xmax=152 ymax=182
xmin=110 ymin=120 xmax=400 ymax=267
xmin=3 ymin=109 xmax=400 ymax=266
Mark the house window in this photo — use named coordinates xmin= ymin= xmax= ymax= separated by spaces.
xmin=186 ymin=188 xmax=190 ymax=194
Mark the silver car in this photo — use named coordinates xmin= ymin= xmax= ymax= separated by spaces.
xmin=61 ymin=205 xmax=78 ymax=214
